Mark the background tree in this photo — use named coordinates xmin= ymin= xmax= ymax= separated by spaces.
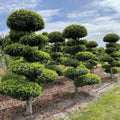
xmin=101 ymin=33 xmax=120 ymax=79
xmin=0 ymin=9 xmax=58 ymax=115
xmin=63 ymin=24 xmax=87 ymax=59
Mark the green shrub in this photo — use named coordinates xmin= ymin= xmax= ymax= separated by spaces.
xmin=86 ymin=41 xmax=98 ymax=48
xmin=75 ymin=73 xmax=101 ymax=87
xmin=59 ymin=57 xmax=79 ymax=67
xmin=27 ymin=50 xmax=50 ymax=62
xmin=50 ymin=52 xmax=63 ymax=60
xmin=105 ymin=47 xmax=118 ymax=54
xmin=1 ymin=73 xmax=26 ymax=82
xmin=7 ymin=9 xmax=44 ymax=32
xmin=102 ymin=64 xmax=120 ymax=74
xmin=35 ymin=69 xmax=58 ymax=84
xmin=0 ymin=79 xmax=43 ymax=100
xmin=4 ymin=43 xmax=34 ymax=57
xmin=76 ymin=52 xmax=95 ymax=61
xmin=103 ymin=33 xmax=119 ymax=43
xmin=111 ymin=52 xmax=120 ymax=58
xmin=106 ymin=43 xmax=119 ymax=48
xmin=101 ymin=55 xmax=114 ymax=63
xmin=48 ymin=31 xmax=65 ymax=43
xmin=63 ymin=24 xmax=87 ymax=39
xmin=20 ymin=33 xmax=48 ymax=46
xmin=9 ymin=62 xmax=44 ymax=82
xmin=46 ymin=65 xmax=64 ymax=76
xmin=63 ymin=67 xmax=76 ymax=80
xmin=64 ymin=64 xmax=89 ymax=80
xmin=64 ymin=45 xmax=86 ymax=55
xmin=9 ymin=30 xmax=26 ymax=43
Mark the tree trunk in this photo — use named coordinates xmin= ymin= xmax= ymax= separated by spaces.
xmin=111 ymin=67 xmax=113 ymax=80
xmin=25 ymin=97 xmax=33 ymax=116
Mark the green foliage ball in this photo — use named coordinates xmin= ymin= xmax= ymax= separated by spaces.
xmin=75 ymin=73 xmax=101 ymax=87
xmin=9 ymin=30 xmax=26 ymax=43
xmin=0 ymin=79 xmax=43 ymax=100
xmin=48 ymin=31 xmax=65 ymax=43
xmin=76 ymin=52 xmax=95 ymax=61
xmin=9 ymin=62 xmax=44 ymax=82
xmin=103 ymin=33 xmax=119 ymax=43
xmin=20 ymin=33 xmax=48 ymax=46
xmin=63 ymin=24 xmax=87 ymax=39
xmin=86 ymin=41 xmax=98 ymax=48
xmin=1 ymin=73 xmax=26 ymax=82
xmin=35 ymin=69 xmax=58 ymax=84
xmin=59 ymin=57 xmax=79 ymax=67
xmin=7 ymin=9 xmax=44 ymax=32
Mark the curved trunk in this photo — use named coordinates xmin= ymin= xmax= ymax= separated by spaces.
xmin=25 ymin=97 xmax=33 ymax=116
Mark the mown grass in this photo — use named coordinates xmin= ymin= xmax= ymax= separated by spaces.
xmin=69 ymin=83 xmax=120 ymax=120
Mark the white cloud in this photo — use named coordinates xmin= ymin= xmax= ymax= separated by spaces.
xmin=67 ymin=10 xmax=99 ymax=19
xmin=37 ymin=9 xmax=61 ymax=22
xmin=0 ymin=0 xmax=42 ymax=14
xmin=95 ymin=0 xmax=120 ymax=13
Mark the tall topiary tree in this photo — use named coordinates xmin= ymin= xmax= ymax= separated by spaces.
xmin=0 ymin=9 xmax=58 ymax=115
xmin=101 ymin=33 xmax=120 ymax=79
xmin=63 ymin=24 xmax=87 ymax=59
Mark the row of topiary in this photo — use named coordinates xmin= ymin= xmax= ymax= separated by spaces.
xmin=0 ymin=9 xmax=119 ymax=116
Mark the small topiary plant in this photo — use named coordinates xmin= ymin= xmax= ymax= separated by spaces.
xmin=64 ymin=64 xmax=100 ymax=93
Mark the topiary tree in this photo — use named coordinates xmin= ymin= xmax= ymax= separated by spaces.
xmin=0 ymin=9 xmax=58 ymax=115
xmin=63 ymin=24 xmax=87 ymax=59
xmin=64 ymin=64 xmax=101 ymax=93
xmin=7 ymin=9 xmax=44 ymax=32
xmin=101 ymin=33 xmax=120 ymax=79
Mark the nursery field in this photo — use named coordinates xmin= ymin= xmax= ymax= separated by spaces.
xmin=1 ymin=8 xmax=120 ymax=120
xmin=0 ymin=67 xmax=119 ymax=120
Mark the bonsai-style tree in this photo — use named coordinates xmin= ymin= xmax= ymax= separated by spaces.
xmin=64 ymin=64 xmax=101 ymax=93
xmin=76 ymin=52 xmax=99 ymax=73
xmin=101 ymin=33 xmax=120 ymax=79
xmin=63 ymin=24 xmax=87 ymax=58
xmin=0 ymin=9 xmax=58 ymax=115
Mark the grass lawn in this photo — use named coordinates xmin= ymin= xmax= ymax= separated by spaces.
xmin=70 ymin=83 xmax=120 ymax=120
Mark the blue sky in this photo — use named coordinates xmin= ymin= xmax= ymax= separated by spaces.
xmin=0 ymin=0 xmax=120 ymax=47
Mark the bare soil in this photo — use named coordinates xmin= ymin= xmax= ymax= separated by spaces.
xmin=0 ymin=67 xmax=119 ymax=120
